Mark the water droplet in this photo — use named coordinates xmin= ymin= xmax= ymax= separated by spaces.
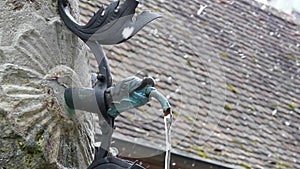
xmin=122 ymin=27 xmax=135 ymax=39
xmin=240 ymin=54 xmax=246 ymax=59
xmin=167 ymin=77 xmax=173 ymax=83
xmin=197 ymin=5 xmax=207 ymax=16
xmin=101 ymin=10 xmax=106 ymax=16
xmin=151 ymin=28 xmax=158 ymax=36
xmin=272 ymin=109 xmax=277 ymax=116
xmin=183 ymin=54 xmax=189 ymax=59
xmin=109 ymin=147 xmax=119 ymax=157
xmin=229 ymin=43 xmax=236 ymax=48
xmin=94 ymin=142 xmax=101 ymax=147
xmin=284 ymin=121 xmax=291 ymax=126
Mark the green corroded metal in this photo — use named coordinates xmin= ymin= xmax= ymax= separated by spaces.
xmin=106 ymin=76 xmax=171 ymax=118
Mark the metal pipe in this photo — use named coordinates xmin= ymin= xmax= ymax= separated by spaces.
xmin=149 ymin=89 xmax=172 ymax=116
xmin=64 ymin=88 xmax=100 ymax=114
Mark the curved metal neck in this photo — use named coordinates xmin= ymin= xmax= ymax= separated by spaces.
xmin=58 ymin=0 xmax=161 ymax=160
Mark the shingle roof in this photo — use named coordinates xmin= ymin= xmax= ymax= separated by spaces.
xmin=79 ymin=0 xmax=300 ymax=168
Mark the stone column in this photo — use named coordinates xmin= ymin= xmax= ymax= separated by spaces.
xmin=0 ymin=0 xmax=94 ymax=168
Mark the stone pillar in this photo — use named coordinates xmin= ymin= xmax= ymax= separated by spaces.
xmin=0 ymin=0 xmax=94 ymax=168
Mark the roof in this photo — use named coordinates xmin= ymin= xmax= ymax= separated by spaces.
xmin=110 ymin=137 xmax=240 ymax=169
xmin=78 ymin=0 xmax=300 ymax=168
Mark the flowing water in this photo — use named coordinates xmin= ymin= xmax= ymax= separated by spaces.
xmin=164 ymin=113 xmax=172 ymax=169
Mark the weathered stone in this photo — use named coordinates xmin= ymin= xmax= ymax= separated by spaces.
xmin=0 ymin=0 xmax=94 ymax=168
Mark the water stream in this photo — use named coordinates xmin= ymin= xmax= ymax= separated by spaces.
xmin=164 ymin=113 xmax=172 ymax=169
xmin=150 ymin=89 xmax=172 ymax=169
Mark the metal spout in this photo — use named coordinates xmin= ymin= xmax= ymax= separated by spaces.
xmin=149 ymin=90 xmax=172 ymax=116
xmin=64 ymin=88 xmax=101 ymax=114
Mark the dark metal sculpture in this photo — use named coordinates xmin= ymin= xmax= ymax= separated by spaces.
xmin=58 ymin=0 xmax=171 ymax=168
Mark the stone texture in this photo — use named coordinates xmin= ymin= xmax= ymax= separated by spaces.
xmin=0 ymin=0 xmax=94 ymax=168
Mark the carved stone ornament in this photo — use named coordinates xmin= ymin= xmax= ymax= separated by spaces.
xmin=0 ymin=0 xmax=94 ymax=168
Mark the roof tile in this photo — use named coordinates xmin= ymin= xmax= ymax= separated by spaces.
xmin=79 ymin=0 xmax=300 ymax=168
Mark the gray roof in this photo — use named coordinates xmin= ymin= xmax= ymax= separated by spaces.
xmin=79 ymin=0 xmax=300 ymax=168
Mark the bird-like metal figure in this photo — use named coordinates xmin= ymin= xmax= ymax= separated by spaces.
xmin=58 ymin=0 xmax=171 ymax=168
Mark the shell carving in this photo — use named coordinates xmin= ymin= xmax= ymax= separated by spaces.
xmin=0 ymin=2 xmax=94 ymax=168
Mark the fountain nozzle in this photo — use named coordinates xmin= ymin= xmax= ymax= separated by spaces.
xmin=149 ymin=89 xmax=172 ymax=117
